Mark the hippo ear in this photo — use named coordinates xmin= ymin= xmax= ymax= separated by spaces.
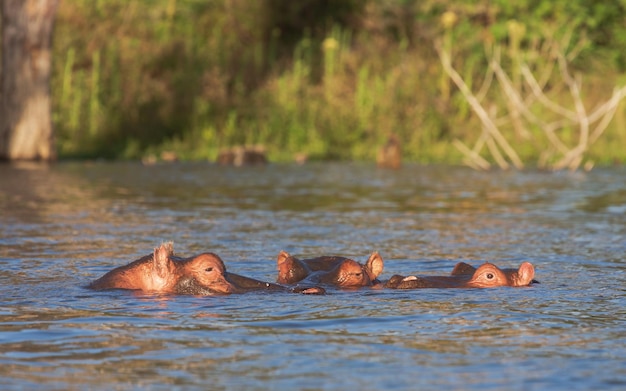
xmin=162 ymin=241 xmax=174 ymax=256
xmin=277 ymin=250 xmax=291 ymax=266
xmin=153 ymin=243 xmax=174 ymax=279
xmin=516 ymin=262 xmax=535 ymax=286
xmin=365 ymin=251 xmax=384 ymax=279
xmin=451 ymin=262 xmax=476 ymax=276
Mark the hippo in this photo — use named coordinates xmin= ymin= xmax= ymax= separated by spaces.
xmin=384 ymin=261 xmax=536 ymax=289
xmin=276 ymin=251 xmax=384 ymax=288
xmin=450 ymin=261 xmax=539 ymax=284
xmin=89 ymin=242 xmax=323 ymax=295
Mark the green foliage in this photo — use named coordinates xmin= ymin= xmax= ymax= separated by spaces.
xmin=50 ymin=0 xmax=626 ymax=165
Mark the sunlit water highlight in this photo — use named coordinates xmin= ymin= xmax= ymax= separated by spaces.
xmin=1 ymin=162 xmax=624 ymax=390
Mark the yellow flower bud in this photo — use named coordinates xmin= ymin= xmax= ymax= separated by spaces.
xmin=441 ymin=11 xmax=458 ymax=29
xmin=322 ymin=37 xmax=338 ymax=52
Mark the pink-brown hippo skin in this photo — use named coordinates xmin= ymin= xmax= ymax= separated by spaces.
xmin=276 ymin=251 xmax=384 ymax=288
xmin=89 ymin=242 xmax=235 ymax=294
xmin=276 ymin=254 xmax=351 ymax=284
xmin=89 ymin=243 xmax=324 ymax=295
xmin=384 ymin=262 xmax=535 ymax=289
xmin=450 ymin=261 xmax=540 ymax=284
xmin=173 ymin=272 xmax=325 ymax=295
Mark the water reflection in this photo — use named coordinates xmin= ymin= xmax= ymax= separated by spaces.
xmin=0 ymin=162 xmax=625 ymax=390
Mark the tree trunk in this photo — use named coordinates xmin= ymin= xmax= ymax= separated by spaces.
xmin=0 ymin=0 xmax=59 ymax=161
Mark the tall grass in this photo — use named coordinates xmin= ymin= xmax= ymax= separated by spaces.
xmin=50 ymin=0 xmax=626 ymax=165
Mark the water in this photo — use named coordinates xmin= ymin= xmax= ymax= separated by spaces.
xmin=0 ymin=161 xmax=624 ymax=390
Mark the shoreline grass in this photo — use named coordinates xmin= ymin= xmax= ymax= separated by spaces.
xmin=50 ymin=0 xmax=626 ymax=167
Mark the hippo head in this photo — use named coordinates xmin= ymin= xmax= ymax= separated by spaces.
xmin=276 ymin=251 xmax=311 ymax=284
xmin=276 ymin=251 xmax=384 ymax=288
xmin=466 ymin=262 xmax=535 ymax=288
xmin=316 ymin=253 xmax=384 ymax=288
xmin=175 ymin=253 xmax=238 ymax=294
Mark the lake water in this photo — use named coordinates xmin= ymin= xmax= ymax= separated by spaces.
xmin=0 ymin=161 xmax=624 ymax=390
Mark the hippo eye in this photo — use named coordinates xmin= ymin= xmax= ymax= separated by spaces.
xmin=486 ymin=273 xmax=494 ymax=279
xmin=205 ymin=267 xmax=213 ymax=272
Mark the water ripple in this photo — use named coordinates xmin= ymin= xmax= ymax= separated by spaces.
xmin=0 ymin=162 xmax=625 ymax=390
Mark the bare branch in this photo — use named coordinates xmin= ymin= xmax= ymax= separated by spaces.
xmin=491 ymin=60 xmax=572 ymax=154
xmin=453 ymin=139 xmax=491 ymax=170
xmin=486 ymin=136 xmax=510 ymax=170
xmin=543 ymin=119 xmax=574 ymax=154
xmin=436 ymin=31 xmax=625 ymax=172
xmin=437 ymin=42 xmax=524 ymax=169
xmin=551 ymin=53 xmax=589 ymax=170
xmin=520 ymin=64 xmax=577 ymax=121
xmin=587 ymin=85 xmax=626 ymax=124
xmin=558 ymin=53 xmax=589 ymax=148
xmin=476 ymin=46 xmax=496 ymax=102
xmin=589 ymin=87 xmax=626 ymax=145
xmin=484 ymin=105 xmax=510 ymax=169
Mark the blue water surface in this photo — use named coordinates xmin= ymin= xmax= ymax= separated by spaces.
xmin=0 ymin=162 xmax=624 ymax=390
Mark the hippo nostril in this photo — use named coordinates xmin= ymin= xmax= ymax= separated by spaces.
xmin=205 ymin=267 xmax=213 ymax=272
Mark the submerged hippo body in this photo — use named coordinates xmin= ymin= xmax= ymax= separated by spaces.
xmin=89 ymin=243 xmax=323 ymax=295
xmin=276 ymin=251 xmax=384 ymax=288
xmin=385 ymin=261 xmax=536 ymax=289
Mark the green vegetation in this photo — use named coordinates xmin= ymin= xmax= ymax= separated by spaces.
xmin=52 ymin=0 xmax=626 ymax=165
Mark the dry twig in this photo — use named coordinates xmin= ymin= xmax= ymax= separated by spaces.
xmin=437 ymin=35 xmax=626 ymax=171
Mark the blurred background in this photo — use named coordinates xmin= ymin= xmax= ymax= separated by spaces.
xmin=49 ymin=0 xmax=626 ymax=164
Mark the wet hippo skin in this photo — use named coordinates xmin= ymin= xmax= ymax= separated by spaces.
xmin=385 ymin=261 xmax=536 ymax=289
xmin=276 ymin=251 xmax=384 ymax=288
xmin=89 ymin=243 xmax=324 ymax=295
